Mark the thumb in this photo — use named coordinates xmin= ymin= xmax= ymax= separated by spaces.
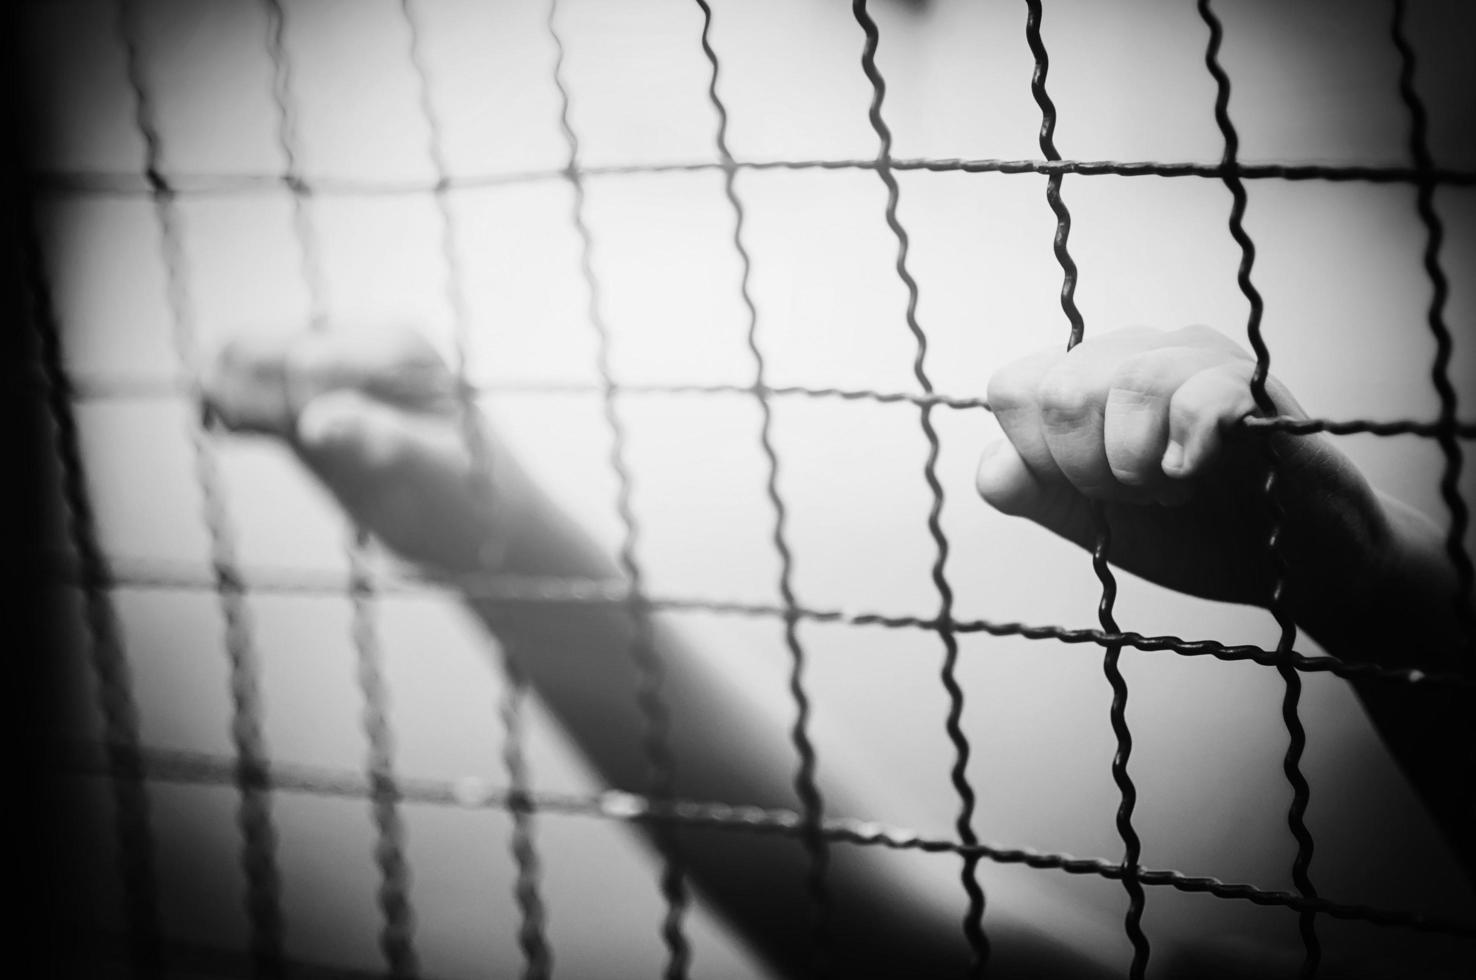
xmin=975 ymin=437 xmax=1050 ymax=519
xmin=296 ymin=390 xmax=491 ymax=572
xmin=976 ymin=437 xmax=1096 ymax=551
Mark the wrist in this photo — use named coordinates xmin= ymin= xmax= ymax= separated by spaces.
xmin=1298 ymin=491 xmax=1470 ymax=673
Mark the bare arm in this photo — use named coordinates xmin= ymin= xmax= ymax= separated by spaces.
xmin=206 ymin=324 xmax=1118 ymax=979
xmin=975 ymin=325 xmax=1476 ymax=880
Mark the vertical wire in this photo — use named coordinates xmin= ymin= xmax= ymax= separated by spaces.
xmin=115 ymin=1 xmax=287 ymax=974
xmin=498 ymin=636 xmax=554 ymax=980
xmin=1390 ymin=0 xmax=1476 ymax=651
xmin=850 ymin=2 xmax=988 ymax=973
xmin=260 ymin=4 xmax=421 ymax=974
xmin=544 ymin=1 xmax=692 ymax=975
xmin=1196 ymin=4 xmax=1321 ymax=975
xmin=397 ymin=1 xmax=552 ymax=974
xmin=691 ymin=1 xmax=833 ymax=972
xmin=1021 ymin=2 xmax=1150 ymax=975
xmin=261 ymin=0 xmax=326 ymax=330
xmin=23 ymin=203 xmax=167 ymax=979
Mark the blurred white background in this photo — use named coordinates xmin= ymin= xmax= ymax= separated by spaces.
xmin=24 ymin=0 xmax=1476 ymax=976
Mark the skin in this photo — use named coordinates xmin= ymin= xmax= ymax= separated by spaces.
xmin=206 ymin=324 xmax=1121 ymax=979
xmin=204 ymin=322 xmax=1474 ymax=975
xmin=975 ymin=324 xmax=1475 ymax=878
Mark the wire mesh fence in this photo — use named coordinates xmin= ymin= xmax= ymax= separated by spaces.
xmin=21 ymin=0 xmax=1476 ymax=977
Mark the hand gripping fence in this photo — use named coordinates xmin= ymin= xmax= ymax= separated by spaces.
xmin=25 ymin=0 xmax=1476 ymax=978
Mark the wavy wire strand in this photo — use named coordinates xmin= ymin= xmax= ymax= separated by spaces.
xmin=546 ymin=1 xmax=692 ymax=974
xmin=262 ymin=3 xmax=422 ymax=973
xmin=30 ymin=157 xmax=1476 ymax=201
xmin=398 ymin=1 xmax=555 ymax=975
xmin=116 ymin=1 xmax=287 ymax=973
xmin=690 ymin=2 xmax=832 ymax=971
xmin=65 ymin=742 xmax=1476 ymax=941
xmin=1391 ymin=0 xmax=1476 ymax=651
xmin=495 ymin=634 xmax=553 ymax=979
xmin=54 ymin=368 xmax=1476 ymax=441
xmin=23 ymin=203 xmax=167 ymax=978
xmin=1197 ymin=4 xmax=1321 ymax=973
xmin=71 ymin=555 xmax=1475 ymax=689
xmin=1023 ymin=2 xmax=1150 ymax=975
xmin=852 ymin=2 xmax=989 ymax=973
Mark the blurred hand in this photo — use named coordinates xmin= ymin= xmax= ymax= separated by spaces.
xmin=975 ymin=325 xmax=1396 ymax=616
xmin=203 ymin=325 xmax=496 ymax=573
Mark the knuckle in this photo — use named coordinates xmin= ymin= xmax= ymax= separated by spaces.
xmin=1108 ymin=352 xmax=1169 ymax=401
xmin=1172 ymin=324 xmax=1248 ymax=358
xmin=1036 ymin=362 xmax=1094 ymax=426
xmin=1172 ymin=323 xmax=1221 ymax=344
xmin=1167 ymin=385 xmax=1204 ymax=432
xmin=986 ymin=354 xmax=1047 ymax=412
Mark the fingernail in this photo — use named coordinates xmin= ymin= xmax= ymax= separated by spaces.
xmin=200 ymin=396 xmax=223 ymax=432
xmin=976 ymin=440 xmax=1008 ymax=491
xmin=296 ymin=395 xmax=355 ymax=450
xmin=1161 ymin=440 xmax=1185 ymax=477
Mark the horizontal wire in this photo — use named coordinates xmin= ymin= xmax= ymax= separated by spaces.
xmin=56 ymin=370 xmax=985 ymax=409
xmin=37 ymin=368 xmax=1476 ymax=438
xmin=1242 ymin=416 xmax=1476 ymax=438
xmin=45 ymin=554 xmax=1471 ymax=688
xmin=26 ymin=157 xmax=1476 ymax=199
xmin=54 ymin=740 xmax=1476 ymax=940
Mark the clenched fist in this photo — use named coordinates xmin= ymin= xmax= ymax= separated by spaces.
xmin=975 ymin=325 xmax=1419 ymax=634
xmin=204 ymin=325 xmax=504 ymax=574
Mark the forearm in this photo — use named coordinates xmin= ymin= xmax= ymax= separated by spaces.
xmin=463 ymin=441 xmax=963 ymax=977
xmin=1296 ymin=492 xmax=1476 ymax=881
xmin=211 ymin=328 xmax=1112 ymax=973
xmin=1296 ymin=493 xmax=1471 ymax=673
xmin=463 ymin=438 xmax=1117 ymax=978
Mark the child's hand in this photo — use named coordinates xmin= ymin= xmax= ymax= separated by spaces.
xmin=203 ymin=325 xmax=496 ymax=572
xmin=976 ymin=325 xmax=1397 ymax=625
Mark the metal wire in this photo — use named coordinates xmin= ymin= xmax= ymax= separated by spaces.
xmin=116 ymin=2 xmax=288 ymax=974
xmin=30 ymin=2 xmax=1476 ymax=975
xmin=1022 ymin=1 xmax=1150 ymax=975
xmin=261 ymin=3 xmax=422 ymax=973
xmin=52 ymin=369 xmax=1476 ymax=441
xmin=545 ymin=0 xmax=693 ymax=974
xmin=690 ymin=2 xmax=832 ymax=973
xmin=23 ymin=202 xmax=167 ymax=979
xmin=58 ymin=741 xmax=1476 ymax=941
xmin=1197 ymin=2 xmax=1321 ymax=973
xmin=1391 ymin=0 xmax=1476 ymax=654
xmin=495 ymin=635 xmax=554 ymax=980
xmin=393 ymin=1 xmax=557 ymax=975
xmin=852 ymin=2 xmax=988 ymax=972
xmin=64 ymin=555 xmax=1473 ymax=690
xmin=26 ymin=156 xmax=1476 ymax=201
